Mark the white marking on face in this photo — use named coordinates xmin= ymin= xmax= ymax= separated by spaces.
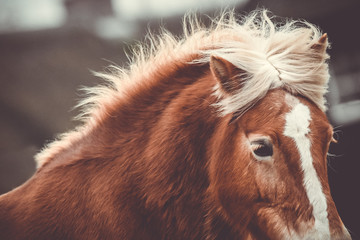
xmin=283 ymin=99 xmax=330 ymax=239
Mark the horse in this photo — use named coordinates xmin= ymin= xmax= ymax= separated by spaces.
xmin=0 ymin=10 xmax=351 ymax=239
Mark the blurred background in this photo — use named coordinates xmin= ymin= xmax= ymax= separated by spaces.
xmin=0 ymin=0 xmax=359 ymax=238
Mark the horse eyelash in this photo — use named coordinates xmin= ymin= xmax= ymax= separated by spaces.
xmin=251 ymin=144 xmax=264 ymax=151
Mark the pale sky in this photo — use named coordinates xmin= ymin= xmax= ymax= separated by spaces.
xmin=112 ymin=0 xmax=246 ymax=20
xmin=0 ymin=0 xmax=247 ymax=33
xmin=0 ymin=0 xmax=66 ymax=32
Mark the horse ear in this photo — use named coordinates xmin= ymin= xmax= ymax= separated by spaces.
xmin=311 ymin=33 xmax=328 ymax=52
xmin=210 ymin=56 xmax=245 ymax=94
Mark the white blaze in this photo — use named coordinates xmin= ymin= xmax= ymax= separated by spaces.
xmin=284 ymin=101 xmax=330 ymax=239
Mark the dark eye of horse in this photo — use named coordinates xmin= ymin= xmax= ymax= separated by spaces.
xmin=251 ymin=139 xmax=273 ymax=159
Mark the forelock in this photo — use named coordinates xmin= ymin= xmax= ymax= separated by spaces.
xmin=193 ymin=10 xmax=330 ymax=116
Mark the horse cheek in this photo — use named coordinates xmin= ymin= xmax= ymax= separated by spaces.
xmin=215 ymin=156 xmax=259 ymax=230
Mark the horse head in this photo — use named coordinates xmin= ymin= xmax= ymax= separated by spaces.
xmin=206 ymin=32 xmax=350 ymax=239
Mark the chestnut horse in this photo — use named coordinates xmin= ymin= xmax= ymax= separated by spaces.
xmin=0 ymin=10 xmax=351 ymax=239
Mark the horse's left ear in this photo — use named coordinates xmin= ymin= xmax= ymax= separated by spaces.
xmin=311 ymin=33 xmax=328 ymax=52
xmin=210 ymin=55 xmax=245 ymax=94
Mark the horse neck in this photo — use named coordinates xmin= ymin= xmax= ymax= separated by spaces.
xmin=110 ymin=62 xmax=216 ymax=197
xmin=43 ymin=60 xmax=216 ymax=198
xmin=41 ymin=61 xmax=208 ymax=165
xmin=102 ymin=62 xmax=223 ymax=237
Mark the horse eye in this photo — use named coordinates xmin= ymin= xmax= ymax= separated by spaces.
xmin=251 ymin=139 xmax=273 ymax=159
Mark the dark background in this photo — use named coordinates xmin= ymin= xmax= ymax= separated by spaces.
xmin=0 ymin=0 xmax=359 ymax=238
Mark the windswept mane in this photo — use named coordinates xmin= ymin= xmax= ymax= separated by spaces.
xmin=79 ymin=9 xmax=329 ymax=120
xmin=195 ymin=11 xmax=329 ymax=116
xmin=35 ymin=9 xmax=330 ymax=167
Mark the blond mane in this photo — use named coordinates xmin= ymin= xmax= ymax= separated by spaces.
xmin=195 ymin=10 xmax=329 ymax=116
xmin=35 ymin=9 xmax=330 ymax=167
